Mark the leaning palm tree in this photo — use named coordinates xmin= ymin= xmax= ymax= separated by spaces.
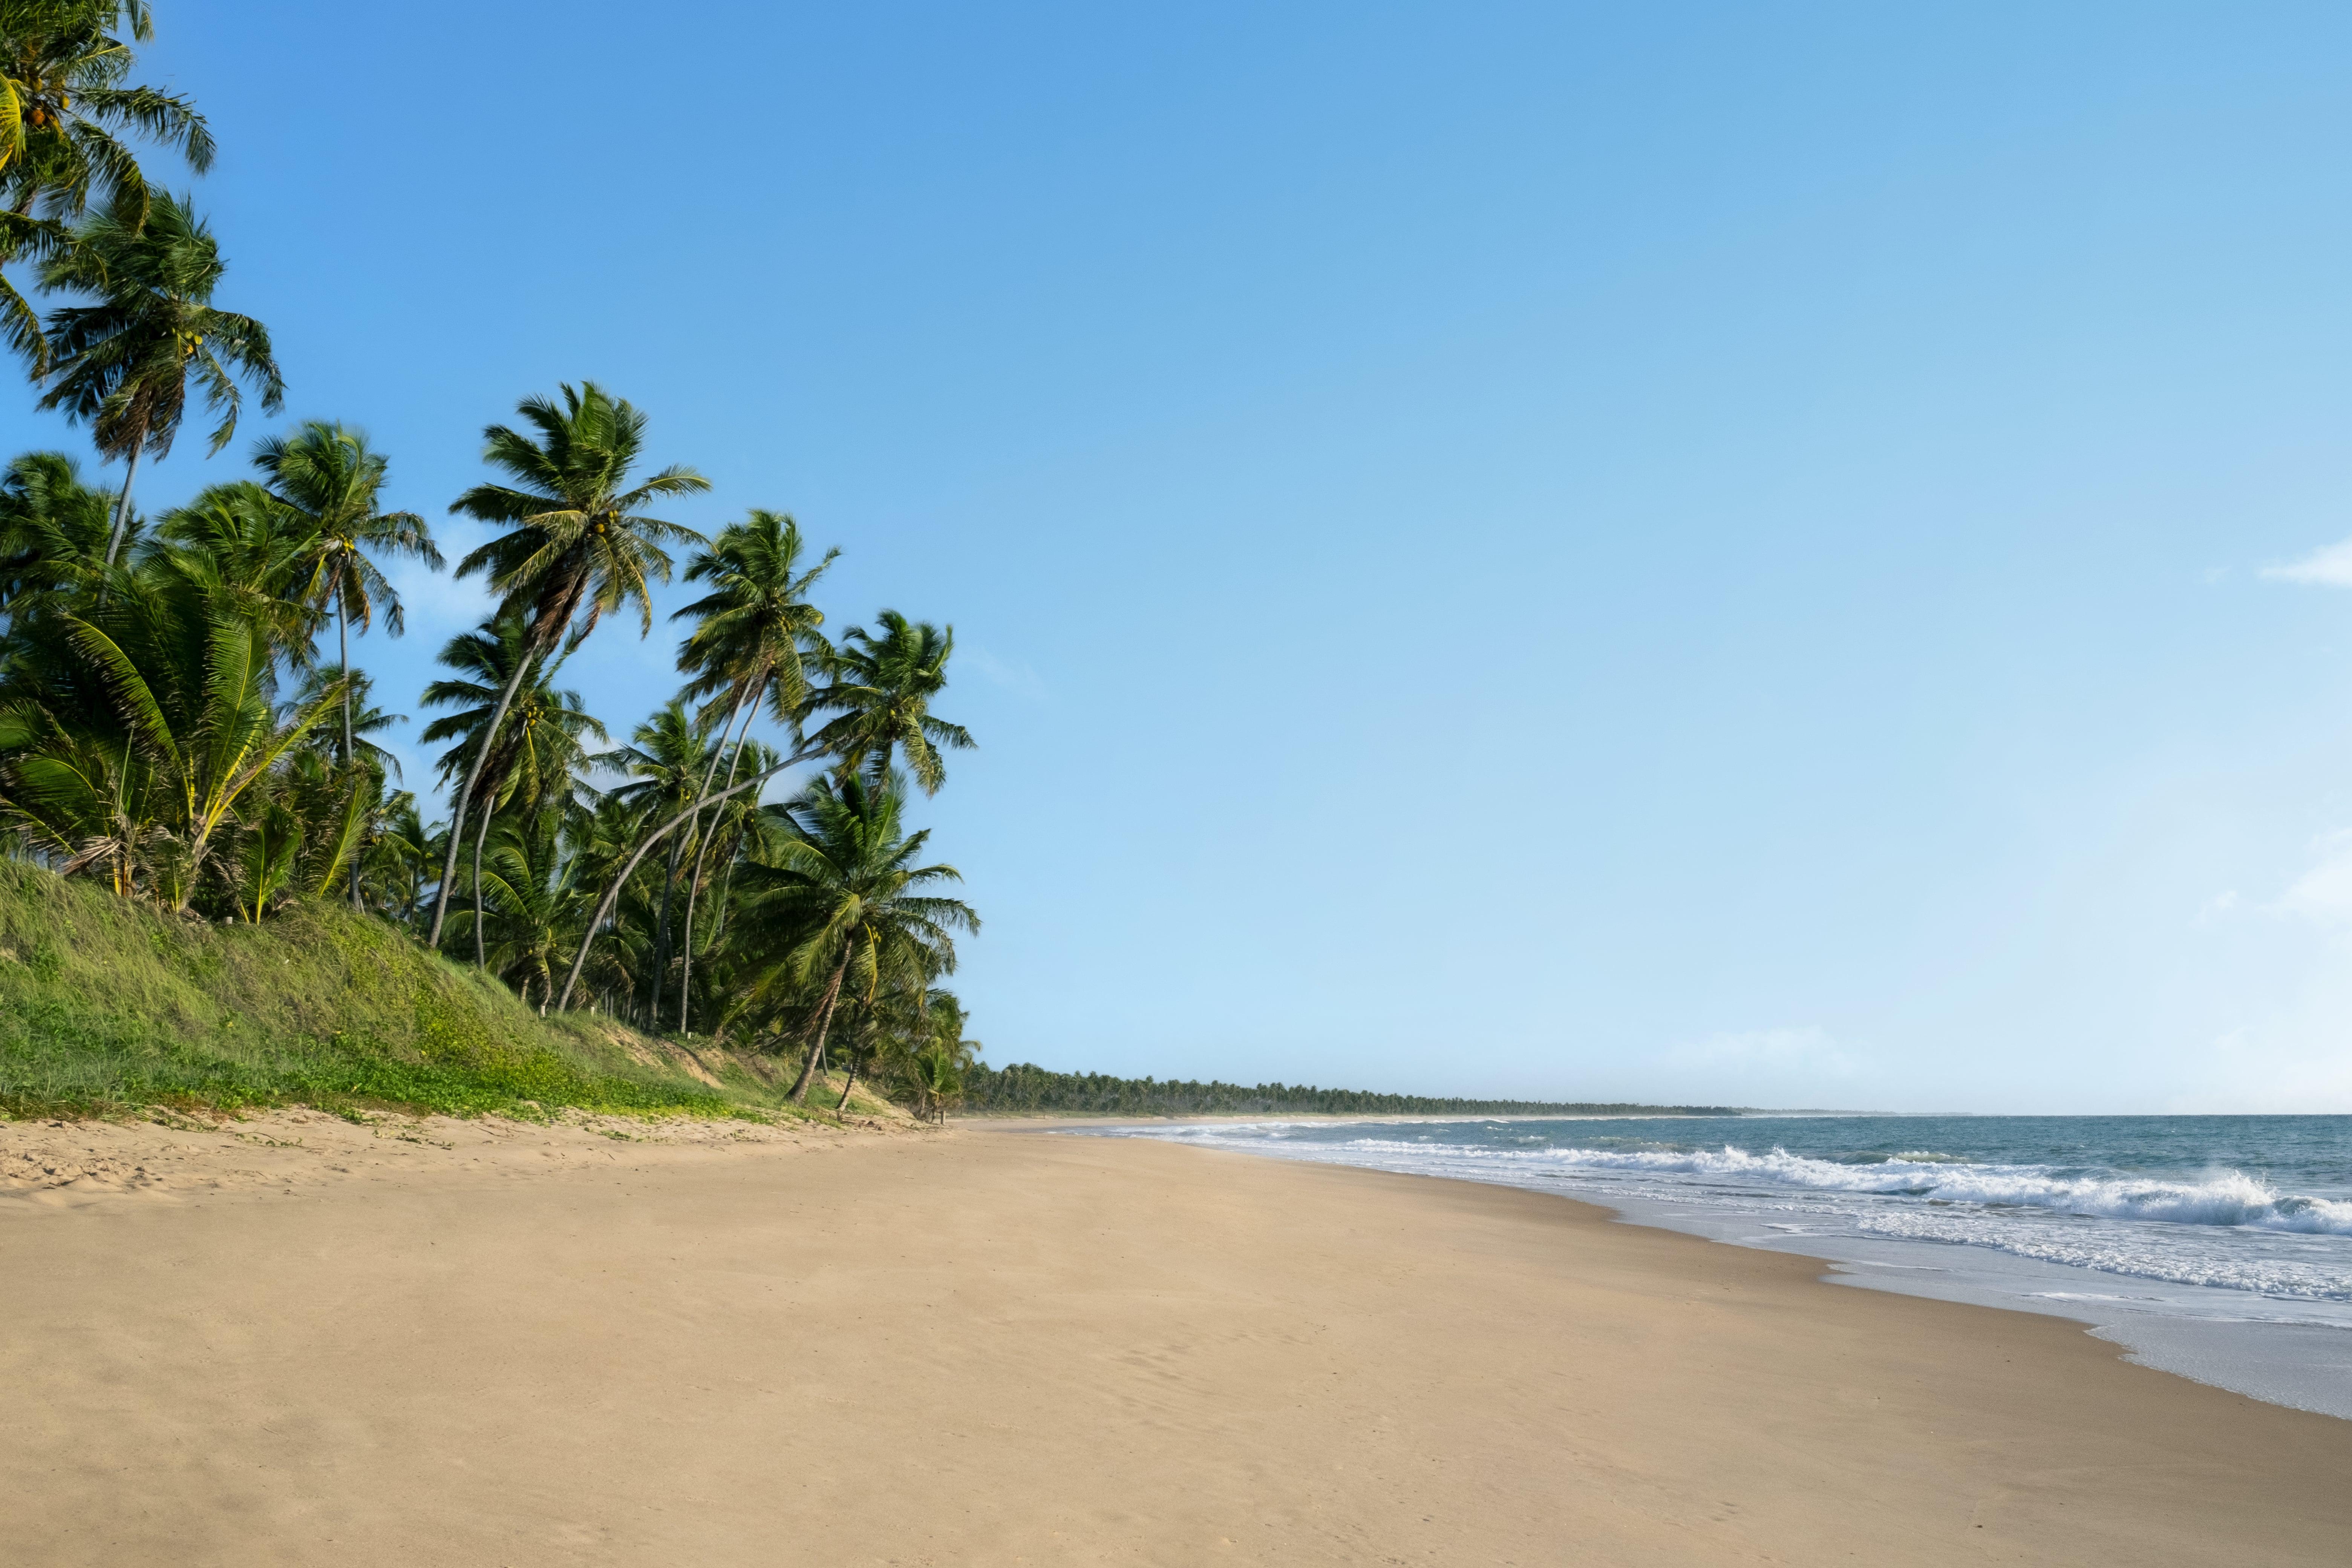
xmin=666 ymin=509 xmax=836 ymax=1031
xmin=35 ymin=193 xmax=281 ymax=568
xmin=424 ymin=381 xmax=707 ymax=951
xmin=732 ymin=771 xmax=976 ymax=1104
xmin=802 ymin=610 xmax=972 ymax=795
xmin=255 ymin=420 xmax=441 ymax=786
xmin=0 ymin=0 xmax=213 ymax=373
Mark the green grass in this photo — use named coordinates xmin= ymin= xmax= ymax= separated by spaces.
xmin=0 ymin=859 xmax=869 ymax=1122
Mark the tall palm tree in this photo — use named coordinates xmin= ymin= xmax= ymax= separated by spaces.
xmin=665 ymin=510 xmax=836 ymax=1030
xmin=733 ymin=771 xmax=976 ymax=1103
xmin=0 ymin=0 xmax=213 ymax=373
xmin=802 ymin=610 xmax=972 ymax=795
xmin=255 ymin=420 xmax=441 ymax=793
xmin=35 ymin=192 xmax=280 ymax=566
xmin=426 ymin=381 xmax=706 ymax=950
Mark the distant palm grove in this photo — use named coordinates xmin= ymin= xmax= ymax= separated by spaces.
xmin=0 ymin=4 xmax=980 ymax=1113
xmin=964 ymin=1064 xmax=1738 ymax=1119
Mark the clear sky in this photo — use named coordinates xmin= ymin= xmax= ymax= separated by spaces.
xmin=15 ymin=2 xmax=2352 ymax=1112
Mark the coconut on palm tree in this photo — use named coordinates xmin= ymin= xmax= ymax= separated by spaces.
xmin=34 ymin=193 xmax=279 ymax=568
xmin=425 ymin=381 xmax=706 ymax=951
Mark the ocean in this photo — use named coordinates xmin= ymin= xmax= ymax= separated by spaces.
xmin=1078 ymin=1113 xmax=2352 ymax=1419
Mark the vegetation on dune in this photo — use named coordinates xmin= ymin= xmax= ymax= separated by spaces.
xmin=961 ymin=1064 xmax=1740 ymax=1119
xmin=0 ymin=856 xmax=833 ymax=1119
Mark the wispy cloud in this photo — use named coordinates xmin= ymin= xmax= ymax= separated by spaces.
xmin=2260 ymin=536 xmax=2352 ymax=586
xmin=1663 ymin=1026 xmax=1859 ymax=1078
xmin=2274 ymin=829 xmax=2352 ymax=925
xmin=964 ymin=643 xmax=1048 ymax=702
xmin=2195 ymin=890 xmax=2242 ymax=926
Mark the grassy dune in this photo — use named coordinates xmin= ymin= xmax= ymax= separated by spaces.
xmin=0 ymin=861 xmax=861 ymax=1122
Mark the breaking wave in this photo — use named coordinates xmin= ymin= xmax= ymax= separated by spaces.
xmin=1316 ymin=1138 xmax=2352 ymax=1235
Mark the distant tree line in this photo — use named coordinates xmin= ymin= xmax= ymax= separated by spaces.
xmin=962 ymin=1064 xmax=1739 ymax=1118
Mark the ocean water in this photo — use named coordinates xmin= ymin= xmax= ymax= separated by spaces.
xmin=1077 ymin=1114 xmax=2352 ymax=1419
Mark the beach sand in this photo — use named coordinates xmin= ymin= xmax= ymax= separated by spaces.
xmin=5 ymin=1117 xmax=2349 ymax=1565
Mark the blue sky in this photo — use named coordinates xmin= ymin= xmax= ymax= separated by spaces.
xmin=15 ymin=2 xmax=2352 ymax=1111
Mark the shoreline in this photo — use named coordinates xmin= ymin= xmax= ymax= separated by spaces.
xmin=7 ymin=1117 xmax=2352 ymax=1562
xmin=1074 ymin=1115 xmax=2352 ymax=1422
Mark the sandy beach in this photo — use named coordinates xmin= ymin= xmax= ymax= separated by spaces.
xmin=5 ymin=1116 xmax=2350 ymax=1565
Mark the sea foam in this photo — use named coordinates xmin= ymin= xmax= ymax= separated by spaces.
xmin=1316 ymin=1138 xmax=2352 ymax=1234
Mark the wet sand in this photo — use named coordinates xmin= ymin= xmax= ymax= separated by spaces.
xmin=4 ymin=1117 xmax=2349 ymax=1565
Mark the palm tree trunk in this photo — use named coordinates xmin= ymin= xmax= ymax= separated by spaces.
xmin=554 ymin=751 xmax=808 ymax=1012
xmin=788 ymin=956 xmax=850 ymax=1104
xmin=102 ymin=430 xmax=144 ymax=570
xmin=649 ymin=682 xmax=753 ymax=1027
xmin=677 ymin=688 xmax=759 ymax=1033
xmin=472 ymin=800 xmax=493 ymax=968
xmin=647 ymin=828 xmax=688 ymax=1023
xmin=340 ymin=597 xmax=361 ymax=911
xmin=338 ymin=596 xmax=354 ymax=766
xmin=426 ymin=649 xmax=536 ymax=950
xmin=838 ymin=1056 xmax=861 ymax=1115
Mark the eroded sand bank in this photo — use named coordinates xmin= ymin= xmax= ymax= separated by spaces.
xmin=4 ymin=1119 xmax=2349 ymax=1565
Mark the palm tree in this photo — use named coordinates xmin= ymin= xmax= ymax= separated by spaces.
xmin=420 ymin=615 xmax=604 ymax=965
xmin=905 ymin=995 xmax=980 ymax=1125
xmin=152 ymin=481 xmax=320 ymax=664
xmin=353 ymin=786 xmax=427 ymax=920
xmin=425 ymin=382 xmax=707 ymax=951
xmin=733 ymin=771 xmax=976 ymax=1103
xmin=0 ymin=449 xmax=112 ymax=616
xmin=35 ymin=193 xmax=280 ymax=568
xmin=458 ymin=802 xmax=590 ymax=1011
xmin=802 ymin=610 xmax=972 ymax=795
xmin=256 ymin=421 xmax=441 ymax=802
xmin=598 ymin=697 xmax=718 ymax=1017
xmin=667 ymin=509 xmax=836 ymax=1031
xmin=670 ymin=735 xmax=778 ymax=1034
xmin=0 ymin=1 xmax=213 ymax=373
xmin=280 ymin=662 xmax=406 ymax=779
xmin=0 ymin=566 xmax=343 ymax=910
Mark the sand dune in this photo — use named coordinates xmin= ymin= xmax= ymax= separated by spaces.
xmin=4 ymin=1118 xmax=2348 ymax=1565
